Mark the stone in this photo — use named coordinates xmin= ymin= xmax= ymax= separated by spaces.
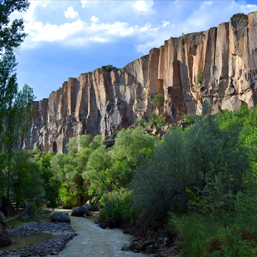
xmin=121 ymin=244 xmax=130 ymax=251
xmin=141 ymin=240 xmax=155 ymax=251
xmin=21 ymin=11 xmax=257 ymax=153
xmin=71 ymin=206 xmax=90 ymax=217
xmin=83 ymin=203 xmax=99 ymax=212
xmin=129 ymin=241 xmax=142 ymax=252
xmin=51 ymin=212 xmax=70 ymax=223
xmin=0 ymin=230 xmax=12 ymax=248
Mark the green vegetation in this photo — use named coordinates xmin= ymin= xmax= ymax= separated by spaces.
xmin=151 ymin=93 xmax=164 ymax=108
xmin=105 ymin=65 xmax=113 ymax=72
xmin=181 ymin=32 xmax=185 ymax=44
xmin=26 ymin=103 xmax=257 ymax=256
xmin=134 ymin=118 xmax=147 ymax=126
xmin=0 ymin=0 xmax=34 ymax=217
xmin=149 ymin=112 xmax=166 ymax=127
xmin=1 ymin=9 xmax=257 ymax=252
xmin=196 ymin=74 xmax=202 ymax=85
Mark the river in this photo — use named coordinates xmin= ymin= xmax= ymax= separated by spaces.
xmin=49 ymin=215 xmax=147 ymax=257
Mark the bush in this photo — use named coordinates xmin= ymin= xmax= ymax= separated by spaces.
xmin=99 ymin=189 xmax=134 ymax=225
xmin=149 ymin=112 xmax=166 ymax=127
xmin=171 ymin=214 xmax=257 ymax=257
xmin=135 ymin=119 xmax=147 ymax=126
xmin=151 ymin=93 xmax=164 ymax=108
xmin=196 ymin=74 xmax=202 ymax=85
xmin=106 ymin=65 xmax=113 ymax=72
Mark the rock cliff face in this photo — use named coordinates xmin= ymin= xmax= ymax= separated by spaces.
xmin=25 ymin=11 xmax=257 ymax=153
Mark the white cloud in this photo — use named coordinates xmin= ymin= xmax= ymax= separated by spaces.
xmin=240 ymin=4 xmax=257 ymax=14
xmin=25 ymin=20 xmax=85 ymax=43
xmin=162 ymin=21 xmax=170 ymax=27
xmin=21 ymin=1 xmax=49 ymax=22
xmin=24 ymin=19 xmax=160 ymax=47
xmin=90 ymin=16 xmax=99 ymax=23
xmin=23 ymin=2 xmax=39 ymax=22
xmin=202 ymin=1 xmax=213 ymax=7
xmin=81 ymin=0 xmax=88 ymax=8
xmin=64 ymin=7 xmax=79 ymax=19
xmin=136 ymin=39 xmax=160 ymax=54
xmin=89 ymin=37 xmax=108 ymax=43
xmin=133 ymin=0 xmax=153 ymax=12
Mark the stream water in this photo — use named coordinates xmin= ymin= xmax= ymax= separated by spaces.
xmin=54 ymin=216 xmax=146 ymax=257
xmin=0 ymin=209 xmax=148 ymax=256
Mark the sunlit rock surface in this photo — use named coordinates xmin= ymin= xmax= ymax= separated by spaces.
xmin=25 ymin=11 xmax=257 ymax=153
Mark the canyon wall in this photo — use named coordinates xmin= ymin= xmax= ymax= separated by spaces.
xmin=25 ymin=11 xmax=257 ymax=153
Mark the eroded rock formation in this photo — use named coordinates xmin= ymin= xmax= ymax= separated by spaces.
xmin=25 ymin=11 xmax=257 ymax=153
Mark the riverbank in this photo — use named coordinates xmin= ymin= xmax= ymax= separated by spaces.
xmin=0 ymin=222 xmax=76 ymax=256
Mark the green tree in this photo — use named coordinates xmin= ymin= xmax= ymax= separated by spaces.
xmin=15 ymin=84 xmax=36 ymax=150
xmin=111 ymin=126 xmax=157 ymax=187
xmin=52 ymin=135 xmax=94 ymax=207
xmin=2 ymin=50 xmax=19 ymax=217
xmin=84 ymin=127 xmax=156 ymax=203
xmin=66 ymin=137 xmax=78 ymax=157
xmin=10 ymin=151 xmax=44 ymax=213
xmin=0 ymin=0 xmax=30 ymax=217
xmin=0 ymin=0 xmax=29 ymax=53
xmin=40 ymin=154 xmax=61 ymax=208
xmin=84 ymin=145 xmax=112 ymax=202
xmin=132 ymin=115 xmax=249 ymax=227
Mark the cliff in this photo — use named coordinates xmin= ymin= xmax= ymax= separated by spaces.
xmin=25 ymin=11 xmax=257 ymax=153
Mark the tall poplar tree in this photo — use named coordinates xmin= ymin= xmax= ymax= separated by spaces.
xmin=15 ymin=84 xmax=36 ymax=150
xmin=0 ymin=0 xmax=30 ymax=216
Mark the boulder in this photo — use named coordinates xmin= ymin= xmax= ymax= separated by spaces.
xmin=0 ymin=230 xmax=12 ymax=248
xmin=51 ymin=212 xmax=70 ymax=223
xmin=83 ymin=203 xmax=99 ymax=212
xmin=71 ymin=206 xmax=90 ymax=217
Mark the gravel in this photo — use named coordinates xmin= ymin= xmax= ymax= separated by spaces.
xmin=0 ymin=222 xmax=77 ymax=256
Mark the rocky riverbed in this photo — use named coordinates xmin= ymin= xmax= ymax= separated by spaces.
xmin=0 ymin=222 xmax=76 ymax=256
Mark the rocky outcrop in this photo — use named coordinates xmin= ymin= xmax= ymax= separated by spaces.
xmin=25 ymin=11 xmax=257 ymax=153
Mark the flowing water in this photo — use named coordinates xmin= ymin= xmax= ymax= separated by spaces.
xmin=54 ymin=216 xmax=147 ymax=257
xmin=1 ymin=209 xmax=148 ymax=256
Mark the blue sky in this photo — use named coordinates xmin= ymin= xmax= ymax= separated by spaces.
xmin=10 ymin=0 xmax=257 ymax=100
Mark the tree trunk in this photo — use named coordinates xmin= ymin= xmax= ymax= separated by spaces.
xmin=6 ymin=154 xmax=11 ymax=217
xmin=6 ymin=162 xmax=10 ymax=217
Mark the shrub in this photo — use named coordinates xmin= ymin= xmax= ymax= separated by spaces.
xmin=149 ymin=112 xmax=165 ymax=127
xmin=151 ymin=93 xmax=164 ymax=108
xmin=106 ymin=65 xmax=113 ymax=72
xmin=196 ymin=74 xmax=202 ymax=85
xmin=135 ymin=119 xmax=147 ymax=126
xmin=99 ymin=189 xmax=133 ymax=224
xmin=171 ymin=214 xmax=257 ymax=257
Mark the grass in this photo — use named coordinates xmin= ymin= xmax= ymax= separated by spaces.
xmin=170 ymin=214 xmax=257 ymax=257
xmin=10 ymin=220 xmax=27 ymax=226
